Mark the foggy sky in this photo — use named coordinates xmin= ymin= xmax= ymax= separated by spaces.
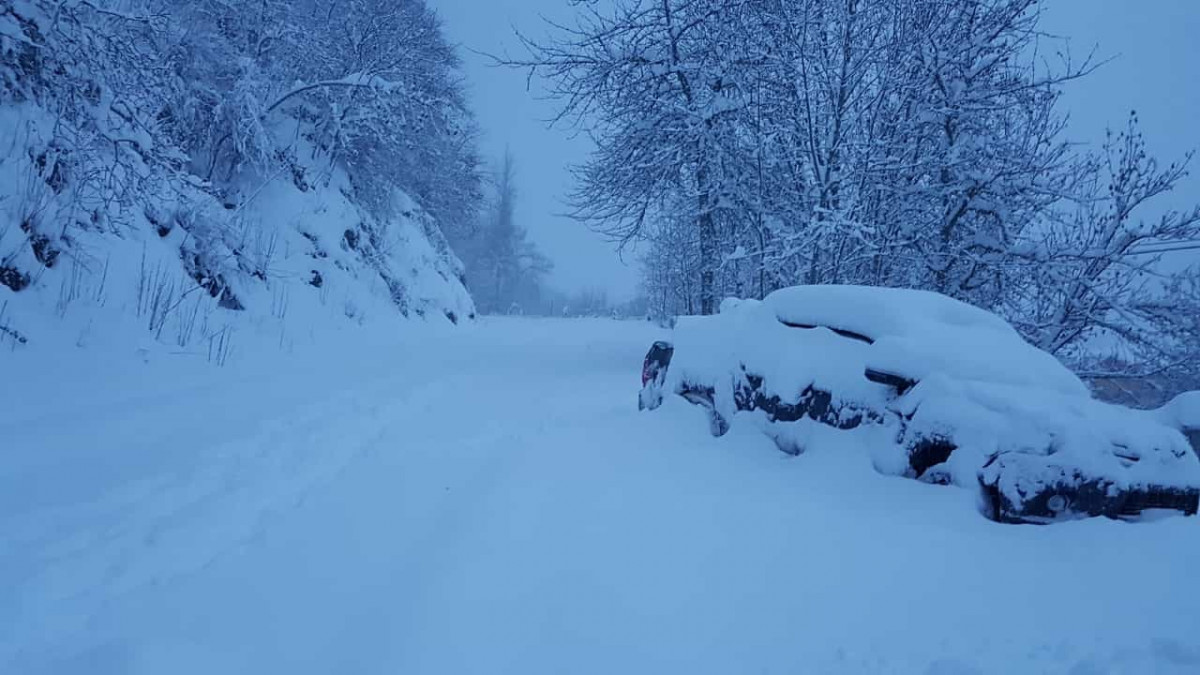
xmin=431 ymin=0 xmax=1200 ymax=301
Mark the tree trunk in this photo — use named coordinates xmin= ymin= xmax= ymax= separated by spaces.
xmin=698 ymin=209 xmax=717 ymax=314
xmin=696 ymin=153 xmax=718 ymax=315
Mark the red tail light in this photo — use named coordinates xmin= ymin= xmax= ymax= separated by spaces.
xmin=642 ymin=360 xmax=653 ymax=386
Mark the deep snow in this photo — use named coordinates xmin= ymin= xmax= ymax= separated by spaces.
xmin=3 ymin=317 xmax=1200 ymax=674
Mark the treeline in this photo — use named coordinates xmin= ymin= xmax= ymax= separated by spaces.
xmin=515 ymin=0 xmax=1200 ymax=391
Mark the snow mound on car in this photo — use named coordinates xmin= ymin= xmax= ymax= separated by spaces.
xmin=901 ymin=376 xmax=1200 ymax=491
xmin=665 ymin=285 xmax=1200 ymax=498
xmin=668 ymin=284 xmax=1089 ymax=424
xmin=762 ymin=285 xmax=1088 ymax=397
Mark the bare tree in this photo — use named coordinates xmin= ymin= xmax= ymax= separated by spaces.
xmin=1009 ymin=113 xmax=1200 ymax=388
xmin=508 ymin=0 xmax=767 ymax=314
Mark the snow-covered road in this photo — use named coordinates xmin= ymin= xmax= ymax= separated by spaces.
xmin=4 ymin=318 xmax=1200 ymax=674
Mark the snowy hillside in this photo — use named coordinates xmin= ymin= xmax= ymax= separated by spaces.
xmin=3 ymin=317 xmax=1199 ymax=674
xmin=0 ymin=104 xmax=473 ymax=360
xmin=0 ymin=0 xmax=477 ymax=361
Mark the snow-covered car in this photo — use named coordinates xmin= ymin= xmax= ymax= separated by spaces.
xmin=1157 ymin=391 xmax=1200 ymax=458
xmin=638 ymin=285 xmax=1200 ymax=524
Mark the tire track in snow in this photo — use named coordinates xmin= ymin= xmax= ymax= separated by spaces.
xmin=1 ymin=370 xmax=452 ymax=666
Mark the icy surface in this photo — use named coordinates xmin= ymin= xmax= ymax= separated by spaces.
xmin=3 ymin=318 xmax=1200 ymax=674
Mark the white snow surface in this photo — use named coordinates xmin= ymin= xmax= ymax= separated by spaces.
xmin=4 ymin=317 xmax=1200 ymax=674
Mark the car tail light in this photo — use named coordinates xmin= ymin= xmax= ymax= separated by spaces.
xmin=642 ymin=359 xmax=653 ymax=386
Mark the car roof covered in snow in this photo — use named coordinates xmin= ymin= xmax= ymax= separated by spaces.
xmin=760 ymin=285 xmax=1089 ymax=397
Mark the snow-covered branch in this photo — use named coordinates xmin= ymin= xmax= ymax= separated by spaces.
xmin=263 ymin=73 xmax=400 ymax=115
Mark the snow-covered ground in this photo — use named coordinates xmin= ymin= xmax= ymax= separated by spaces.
xmin=3 ymin=317 xmax=1200 ymax=674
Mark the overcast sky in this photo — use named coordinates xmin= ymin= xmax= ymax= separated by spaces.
xmin=430 ymin=0 xmax=1200 ymax=302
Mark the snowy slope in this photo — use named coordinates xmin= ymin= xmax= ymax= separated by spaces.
xmin=3 ymin=317 xmax=1199 ymax=674
xmin=0 ymin=92 xmax=473 ymax=363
